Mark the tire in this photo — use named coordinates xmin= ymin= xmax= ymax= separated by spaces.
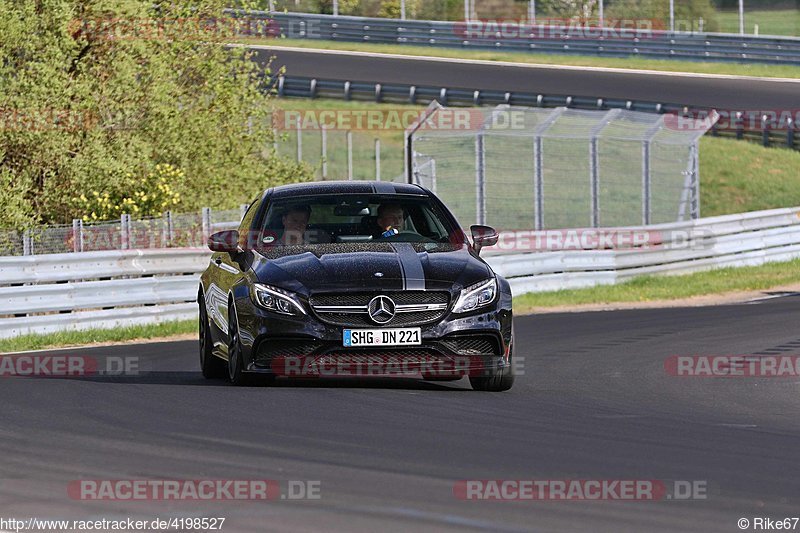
xmin=199 ymin=295 xmax=226 ymax=379
xmin=469 ymin=335 xmax=515 ymax=392
xmin=227 ymin=302 xmax=251 ymax=386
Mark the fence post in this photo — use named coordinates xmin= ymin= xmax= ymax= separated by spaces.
xmin=162 ymin=211 xmax=173 ymax=247
xmin=642 ymin=141 xmax=651 ymax=226
xmin=375 ymin=138 xmax=381 ymax=181
xmin=762 ymin=114 xmax=770 ymax=148
xmin=201 ymin=207 xmax=212 ymax=245
xmin=23 ymin=229 xmax=32 ymax=256
xmin=589 ymin=136 xmax=600 ymax=228
xmin=475 ymin=132 xmax=486 ymax=226
xmin=347 ymin=130 xmax=353 ymax=180
xmin=272 ymin=128 xmax=278 ymax=153
xmin=691 ymin=142 xmax=700 ymax=219
xmin=430 ymin=159 xmax=437 ymax=195
xmin=788 ymin=119 xmax=796 ymax=150
xmin=120 ymin=214 xmax=131 ymax=250
xmin=296 ymin=121 xmax=303 ymax=162
xmin=321 ymin=125 xmax=328 ymax=179
xmin=533 ymin=136 xmax=544 ymax=231
xmin=72 ymin=219 xmax=84 ymax=253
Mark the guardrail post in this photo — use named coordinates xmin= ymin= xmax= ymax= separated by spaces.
xmin=201 ymin=207 xmax=212 ymax=244
xmin=475 ymin=132 xmax=486 ymax=226
xmin=72 ymin=219 xmax=84 ymax=253
xmin=736 ymin=112 xmax=743 ymax=140
xmin=120 ymin=214 xmax=131 ymax=250
xmin=23 ymin=229 xmax=32 ymax=256
xmin=375 ymin=138 xmax=381 ymax=181
xmin=347 ymin=130 xmax=353 ymax=180
xmin=321 ymin=125 xmax=328 ymax=179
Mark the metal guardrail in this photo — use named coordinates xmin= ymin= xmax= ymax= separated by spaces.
xmin=275 ymin=75 xmax=800 ymax=151
xmin=3 ymin=206 xmax=800 ymax=339
xmin=246 ymin=11 xmax=800 ymax=65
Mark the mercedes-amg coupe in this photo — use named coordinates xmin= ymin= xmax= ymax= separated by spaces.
xmin=198 ymin=181 xmax=514 ymax=391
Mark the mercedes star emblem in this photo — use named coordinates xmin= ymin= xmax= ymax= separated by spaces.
xmin=367 ymin=295 xmax=396 ymax=324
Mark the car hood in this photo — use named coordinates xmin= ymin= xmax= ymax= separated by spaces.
xmin=250 ymin=242 xmax=492 ymax=295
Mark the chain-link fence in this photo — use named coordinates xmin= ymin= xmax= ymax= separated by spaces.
xmin=407 ymin=103 xmax=717 ymax=230
xmin=273 ymin=126 xmax=406 ymax=182
xmin=0 ymin=207 xmax=243 ymax=257
xmin=251 ymin=1 xmax=800 ymax=37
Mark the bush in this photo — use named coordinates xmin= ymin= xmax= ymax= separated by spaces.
xmin=0 ymin=0 xmax=313 ymax=229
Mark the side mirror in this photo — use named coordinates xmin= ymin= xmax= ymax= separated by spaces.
xmin=470 ymin=225 xmax=499 ymax=254
xmin=208 ymin=230 xmax=240 ymax=253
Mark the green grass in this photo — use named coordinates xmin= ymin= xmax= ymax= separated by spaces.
xmin=716 ymin=9 xmax=800 ymax=37
xmin=699 ymin=136 xmax=800 ymax=215
xmin=250 ymin=37 xmax=800 ymax=79
xmin=0 ymin=320 xmax=195 ymax=354
xmin=513 ymin=258 xmax=800 ymax=312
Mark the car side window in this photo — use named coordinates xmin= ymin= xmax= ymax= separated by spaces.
xmin=238 ymin=197 xmax=260 ymax=249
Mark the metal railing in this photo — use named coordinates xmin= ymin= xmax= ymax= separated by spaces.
xmin=4 ymin=206 xmax=800 ymax=339
xmin=244 ymin=11 xmax=800 ymax=65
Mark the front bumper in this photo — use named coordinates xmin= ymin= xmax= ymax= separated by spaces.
xmin=234 ymin=297 xmax=513 ymax=378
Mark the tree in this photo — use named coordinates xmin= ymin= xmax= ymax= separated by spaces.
xmin=0 ymin=0 xmax=311 ymax=227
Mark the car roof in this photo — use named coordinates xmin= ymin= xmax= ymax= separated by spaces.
xmin=268 ymin=180 xmax=428 ymax=199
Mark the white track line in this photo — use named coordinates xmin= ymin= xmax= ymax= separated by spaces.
xmin=248 ymin=44 xmax=800 ymax=84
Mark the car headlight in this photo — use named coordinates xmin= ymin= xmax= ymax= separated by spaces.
xmin=251 ymin=283 xmax=306 ymax=316
xmin=452 ymin=278 xmax=497 ymax=313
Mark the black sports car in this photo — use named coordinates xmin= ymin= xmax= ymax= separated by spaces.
xmin=198 ymin=181 xmax=514 ymax=391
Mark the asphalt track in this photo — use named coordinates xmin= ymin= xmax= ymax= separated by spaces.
xmin=2 ymin=296 xmax=800 ymax=532
xmin=252 ymin=46 xmax=800 ymax=110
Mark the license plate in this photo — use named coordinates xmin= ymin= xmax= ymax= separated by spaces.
xmin=343 ymin=328 xmax=422 ymax=347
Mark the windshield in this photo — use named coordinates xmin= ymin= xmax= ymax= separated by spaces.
xmin=255 ymin=194 xmax=464 ymax=248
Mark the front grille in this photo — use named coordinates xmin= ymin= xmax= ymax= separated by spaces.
xmin=254 ymin=339 xmax=322 ymax=367
xmin=438 ymin=335 xmax=500 ymax=356
xmin=309 ymin=291 xmax=450 ymax=327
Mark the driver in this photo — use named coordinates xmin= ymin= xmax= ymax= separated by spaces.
xmin=280 ymin=205 xmax=311 ymax=245
xmin=372 ymin=203 xmax=405 ymax=239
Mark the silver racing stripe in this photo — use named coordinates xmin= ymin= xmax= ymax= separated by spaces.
xmin=372 ymin=182 xmax=396 ymax=194
xmin=390 ymin=243 xmax=425 ymax=291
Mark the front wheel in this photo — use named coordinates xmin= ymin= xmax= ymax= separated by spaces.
xmin=469 ymin=335 xmax=515 ymax=392
xmin=227 ymin=303 xmax=251 ymax=386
